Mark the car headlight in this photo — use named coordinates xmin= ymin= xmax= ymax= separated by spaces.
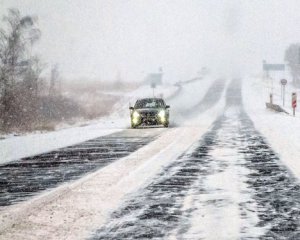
xmin=158 ymin=110 xmax=166 ymax=123
xmin=132 ymin=111 xmax=140 ymax=125
xmin=158 ymin=110 xmax=166 ymax=118
xmin=133 ymin=111 xmax=140 ymax=119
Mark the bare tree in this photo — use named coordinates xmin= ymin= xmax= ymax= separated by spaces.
xmin=284 ymin=43 xmax=300 ymax=87
xmin=0 ymin=8 xmax=41 ymax=131
xmin=0 ymin=9 xmax=85 ymax=133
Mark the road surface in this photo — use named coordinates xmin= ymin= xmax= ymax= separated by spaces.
xmin=92 ymin=79 xmax=300 ymax=239
xmin=0 ymin=78 xmax=299 ymax=239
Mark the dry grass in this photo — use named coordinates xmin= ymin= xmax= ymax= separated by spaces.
xmin=0 ymin=79 xmax=139 ymax=134
xmin=33 ymin=122 xmax=56 ymax=132
xmin=62 ymin=80 xmax=139 ymax=119
xmin=81 ymin=93 xmax=120 ymax=119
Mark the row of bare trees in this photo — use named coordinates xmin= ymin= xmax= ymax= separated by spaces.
xmin=0 ymin=9 xmax=81 ymax=133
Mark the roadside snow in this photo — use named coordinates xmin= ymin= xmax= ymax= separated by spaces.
xmin=255 ymin=76 xmax=300 ymax=115
xmin=0 ymin=123 xmax=123 ymax=165
xmin=243 ymin=77 xmax=300 ymax=179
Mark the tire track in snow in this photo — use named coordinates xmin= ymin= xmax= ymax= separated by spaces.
xmin=91 ymin=79 xmax=300 ymax=239
xmin=240 ymin=114 xmax=300 ymax=239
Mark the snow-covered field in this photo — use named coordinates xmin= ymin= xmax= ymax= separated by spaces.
xmin=243 ymin=76 xmax=300 ymax=179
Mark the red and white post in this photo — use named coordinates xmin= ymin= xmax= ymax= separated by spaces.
xmin=292 ymin=92 xmax=297 ymax=116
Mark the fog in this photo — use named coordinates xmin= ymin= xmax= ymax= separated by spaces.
xmin=1 ymin=0 xmax=300 ymax=82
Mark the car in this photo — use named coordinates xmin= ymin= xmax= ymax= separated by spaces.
xmin=129 ymin=98 xmax=170 ymax=128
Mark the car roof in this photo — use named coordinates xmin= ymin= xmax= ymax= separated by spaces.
xmin=136 ymin=98 xmax=164 ymax=101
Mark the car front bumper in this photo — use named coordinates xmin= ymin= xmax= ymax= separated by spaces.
xmin=131 ymin=115 xmax=168 ymax=126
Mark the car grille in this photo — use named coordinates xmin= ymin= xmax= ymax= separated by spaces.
xmin=140 ymin=112 xmax=157 ymax=118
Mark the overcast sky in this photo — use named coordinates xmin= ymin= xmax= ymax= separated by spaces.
xmin=1 ymin=0 xmax=300 ymax=82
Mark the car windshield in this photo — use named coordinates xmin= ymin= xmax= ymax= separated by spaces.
xmin=134 ymin=99 xmax=165 ymax=109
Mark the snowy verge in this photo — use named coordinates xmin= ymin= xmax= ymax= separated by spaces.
xmin=243 ymin=77 xmax=300 ymax=179
xmin=0 ymin=123 xmax=123 ymax=165
xmin=260 ymin=76 xmax=300 ymax=115
xmin=0 ymin=94 xmax=225 ymax=239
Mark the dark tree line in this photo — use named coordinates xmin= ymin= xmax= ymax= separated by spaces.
xmin=0 ymin=9 xmax=82 ymax=133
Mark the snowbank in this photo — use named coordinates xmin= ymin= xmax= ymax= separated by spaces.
xmin=0 ymin=123 xmax=123 ymax=165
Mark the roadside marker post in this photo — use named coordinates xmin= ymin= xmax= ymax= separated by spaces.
xmin=292 ymin=92 xmax=297 ymax=116
xmin=280 ymin=79 xmax=287 ymax=106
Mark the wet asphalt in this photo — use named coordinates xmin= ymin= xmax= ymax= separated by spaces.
xmin=91 ymin=79 xmax=300 ymax=239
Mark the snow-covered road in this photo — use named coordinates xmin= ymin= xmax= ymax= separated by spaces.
xmin=91 ymin=79 xmax=300 ymax=239
xmin=1 ymin=77 xmax=300 ymax=239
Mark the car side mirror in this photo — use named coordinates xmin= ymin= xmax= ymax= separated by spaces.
xmin=165 ymin=105 xmax=170 ymax=109
xmin=129 ymin=107 xmax=134 ymax=110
